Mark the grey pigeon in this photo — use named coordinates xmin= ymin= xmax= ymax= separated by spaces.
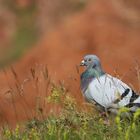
xmin=80 ymin=54 xmax=140 ymax=114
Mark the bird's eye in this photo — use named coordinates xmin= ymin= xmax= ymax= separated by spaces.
xmin=88 ymin=58 xmax=91 ymax=61
xmin=84 ymin=59 xmax=87 ymax=62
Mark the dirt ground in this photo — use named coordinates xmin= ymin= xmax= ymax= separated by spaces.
xmin=0 ymin=0 xmax=140 ymax=126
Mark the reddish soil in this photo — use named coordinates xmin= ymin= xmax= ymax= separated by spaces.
xmin=0 ymin=0 xmax=140 ymax=126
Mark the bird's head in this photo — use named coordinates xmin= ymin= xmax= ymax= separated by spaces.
xmin=80 ymin=55 xmax=101 ymax=69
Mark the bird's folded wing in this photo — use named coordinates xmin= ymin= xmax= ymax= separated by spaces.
xmin=87 ymin=74 xmax=133 ymax=108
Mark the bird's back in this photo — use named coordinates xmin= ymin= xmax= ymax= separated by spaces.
xmin=84 ymin=74 xmax=133 ymax=108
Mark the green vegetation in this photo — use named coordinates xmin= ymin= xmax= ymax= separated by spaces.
xmin=1 ymin=84 xmax=140 ymax=140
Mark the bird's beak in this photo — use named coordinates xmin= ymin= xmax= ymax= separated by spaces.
xmin=80 ymin=60 xmax=85 ymax=66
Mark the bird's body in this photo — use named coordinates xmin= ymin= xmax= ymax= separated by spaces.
xmin=80 ymin=55 xmax=140 ymax=114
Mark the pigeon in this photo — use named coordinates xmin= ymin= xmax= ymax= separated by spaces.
xmin=80 ymin=54 xmax=140 ymax=115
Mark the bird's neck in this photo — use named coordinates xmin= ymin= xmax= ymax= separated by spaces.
xmin=81 ymin=66 xmax=105 ymax=79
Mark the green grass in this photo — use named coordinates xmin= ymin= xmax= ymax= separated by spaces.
xmin=1 ymin=84 xmax=140 ymax=140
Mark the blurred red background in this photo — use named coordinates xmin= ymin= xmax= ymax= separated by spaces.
xmin=0 ymin=0 xmax=140 ymax=126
